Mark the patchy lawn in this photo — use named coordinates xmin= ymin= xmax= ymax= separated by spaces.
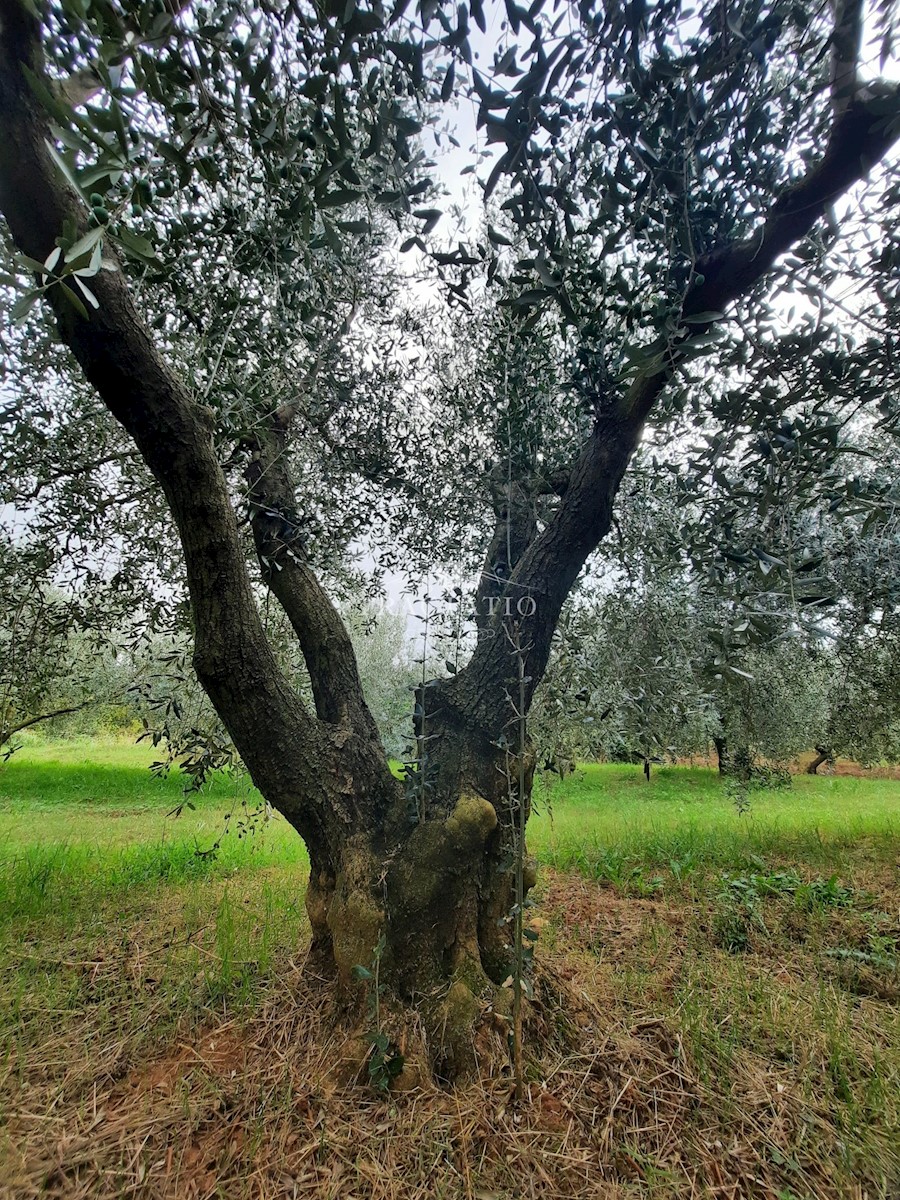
xmin=0 ymin=740 xmax=898 ymax=1198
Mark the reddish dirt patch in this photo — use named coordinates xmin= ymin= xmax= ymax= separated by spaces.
xmin=121 ymin=1023 xmax=248 ymax=1097
xmin=683 ymin=751 xmax=900 ymax=779
xmin=541 ymin=868 xmax=687 ymax=950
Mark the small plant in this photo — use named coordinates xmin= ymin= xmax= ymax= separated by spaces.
xmin=713 ymin=868 xmax=857 ymax=952
xmin=724 ymin=747 xmax=791 ymax=814
xmin=794 ymin=874 xmax=854 ymax=912
xmin=667 ymin=853 xmax=699 ymax=888
xmin=827 ymin=914 xmax=900 ymax=973
xmin=352 ymin=933 xmax=405 ymax=1093
xmin=713 ymin=893 xmax=767 ymax=952
xmin=623 ymin=866 xmax=664 ymax=897
xmin=826 ymin=946 xmax=900 ymax=972
xmin=712 ymin=870 xmax=782 ymax=952
xmin=725 ymin=869 xmax=802 ymax=899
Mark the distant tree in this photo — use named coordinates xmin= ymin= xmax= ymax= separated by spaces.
xmin=347 ymin=606 xmax=418 ymax=760
xmin=0 ymin=535 xmax=128 ymax=752
xmin=813 ymin=516 xmax=900 ymax=767
xmin=531 ymin=584 xmax=712 ymax=776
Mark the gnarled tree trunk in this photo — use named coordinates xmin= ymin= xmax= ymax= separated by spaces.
xmin=2 ymin=0 xmax=897 ymax=1082
xmin=806 ymin=745 xmax=834 ymax=775
xmin=301 ymin=700 xmax=536 ymax=1077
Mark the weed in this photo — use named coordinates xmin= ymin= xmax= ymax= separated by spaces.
xmin=794 ymin=874 xmax=855 ymax=911
xmin=352 ymin=934 xmax=405 ymax=1092
xmin=712 ymin=868 xmax=857 ymax=952
xmin=826 ymin=946 xmax=900 ymax=971
xmin=712 ymin=894 xmax=767 ymax=952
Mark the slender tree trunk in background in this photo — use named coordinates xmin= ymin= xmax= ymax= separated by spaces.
xmin=806 ymin=745 xmax=833 ymax=775
xmin=713 ymin=736 xmax=729 ymax=775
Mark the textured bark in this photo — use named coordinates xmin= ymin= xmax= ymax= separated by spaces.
xmin=302 ymin=692 xmax=536 ymax=1077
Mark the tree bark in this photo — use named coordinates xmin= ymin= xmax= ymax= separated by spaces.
xmin=713 ymin=736 xmax=729 ymax=775
xmin=806 ymin=745 xmax=833 ymax=775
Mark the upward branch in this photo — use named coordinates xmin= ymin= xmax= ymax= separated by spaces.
xmin=245 ymin=410 xmax=381 ymax=735
xmin=451 ymin=13 xmax=900 ymax=733
xmin=685 ymin=94 xmax=900 ymax=320
xmin=0 ymin=3 xmax=334 ymax=841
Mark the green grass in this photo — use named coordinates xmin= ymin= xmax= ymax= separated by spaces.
xmin=0 ymin=743 xmax=311 ymax=1134
xmin=1 ymin=742 xmax=898 ymax=918
xmin=0 ymin=737 xmax=307 ymax=918
xmin=0 ymin=738 xmax=898 ymax=1198
xmin=529 ymin=762 xmax=900 ymax=881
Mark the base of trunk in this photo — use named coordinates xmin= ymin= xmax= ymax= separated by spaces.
xmin=305 ymin=793 xmax=537 ymax=1082
xmin=315 ymin=951 xmax=582 ymax=1091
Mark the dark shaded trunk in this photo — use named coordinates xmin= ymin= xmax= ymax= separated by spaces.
xmin=806 ymin=745 xmax=833 ymax=775
xmin=713 ymin=736 xmax=729 ymax=775
xmin=298 ymin=684 xmax=534 ymax=1078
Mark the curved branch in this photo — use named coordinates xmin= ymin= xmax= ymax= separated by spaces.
xmin=0 ymin=5 xmax=332 ymax=843
xmin=0 ymin=699 xmax=97 ymax=747
xmin=686 ymin=90 xmax=900 ymax=321
xmin=245 ymin=415 xmax=381 ymax=735
xmin=450 ymin=43 xmax=900 ymax=734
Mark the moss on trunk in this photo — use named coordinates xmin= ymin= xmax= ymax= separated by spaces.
xmin=304 ymin=784 xmax=534 ymax=1079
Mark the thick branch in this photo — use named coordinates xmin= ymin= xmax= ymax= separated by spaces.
xmin=245 ymin=418 xmax=400 ymax=828
xmin=245 ymin=416 xmax=382 ymax=736
xmin=0 ymin=5 xmax=334 ymax=845
xmin=445 ymin=409 xmax=635 ymax=732
xmin=685 ymin=90 xmax=900 ymax=321
xmin=451 ymin=65 xmax=900 ymax=736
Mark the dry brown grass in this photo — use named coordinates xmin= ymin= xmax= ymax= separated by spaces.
xmin=2 ymin=865 xmax=899 ymax=1200
xmin=0 ymin=962 xmax=793 ymax=1200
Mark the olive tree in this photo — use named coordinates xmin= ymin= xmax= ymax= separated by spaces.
xmin=2 ymin=0 xmax=900 ymax=1076
xmin=0 ymin=531 xmax=138 ymax=750
xmin=530 ymin=583 xmax=713 ymax=774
